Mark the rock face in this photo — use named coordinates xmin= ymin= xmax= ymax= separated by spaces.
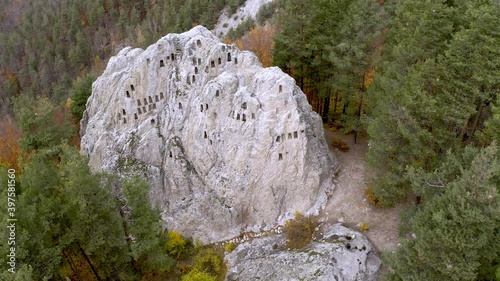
xmin=81 ymin=26 xmax=339 ymax=243
xmin=225 ymin=224 xmax=381 ymax=281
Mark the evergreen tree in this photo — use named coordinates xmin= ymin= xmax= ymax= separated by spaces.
xmin=365 ymin=0 xmax=499 ymax=205
xmin=121 ymin=176 xmax=174 ymax=273
xmin=386 ymin=144 xmax=500 ymax=280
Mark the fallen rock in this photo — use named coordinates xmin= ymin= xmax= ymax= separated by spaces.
xmin=81 ymin=26 xmax=339 ymax=243
xmin=225 ymin=224 xmax=381 ymax=281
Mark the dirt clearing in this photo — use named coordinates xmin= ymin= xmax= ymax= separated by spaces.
xmin=321 ymin=126 xmax=405 ymax=254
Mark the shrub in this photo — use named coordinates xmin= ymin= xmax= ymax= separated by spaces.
xmin=227 ymin=17 xmax=255 ymax=40
xmin=364 ymin=188 xmax=384 ymax=207
xmin=284 ymin=212 xmax=319 ymax=249
xmin=256 ymin=2 xmax=276 ymax=25
xmin=360 ymin=222 xmax=369 ymax=232
xmin=191 ymin=248 xmax=225 ymax=278
xmin=165 ymin=231 xmax=188 ymax=258
xmin=224 ymin=242 xmax=236 ymax=253
xmin=331 ymin=137 xmax=349 ymax=152
xmin=181 ymin=270 xmax=217 ymax=281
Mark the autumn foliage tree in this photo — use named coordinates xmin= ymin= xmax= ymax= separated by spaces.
xmin=238 ymin=26 xmax=276 ymax=67
xmin=0 ymin=116 xmax=21 ymax=170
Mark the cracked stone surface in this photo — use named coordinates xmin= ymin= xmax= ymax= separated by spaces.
xmin=225 ymin=224 xmax=381 ymax=281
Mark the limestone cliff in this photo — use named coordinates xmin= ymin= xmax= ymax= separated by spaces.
xmin=81 ymin=26 xmax=339 ymax=243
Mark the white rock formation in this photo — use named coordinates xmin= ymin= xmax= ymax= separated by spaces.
xmin=225 ymin=224 xmax=381 ymax=281
xmin=81 ymin=26 xmax=339 ymax=243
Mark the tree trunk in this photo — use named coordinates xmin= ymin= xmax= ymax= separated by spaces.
xmin=332 ymin=91 xmax=339 ymax=121
xmin=322 ymin=96 xmax=330 ymax=123
xmin=78 ymin=243 xmax=102 ymax=281
xmin=63 ymin=248 xmax=82 ymax=281
xmin=467 ymin=100 xmax=485 ymax=145
xmin=342 ymin=94 xmax=350 ymax=115
xmin=354 ymin=92 xmax=364 ymax=144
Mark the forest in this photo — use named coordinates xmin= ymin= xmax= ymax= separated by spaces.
xmin=0 ymin=0 xmax=499 ymax=280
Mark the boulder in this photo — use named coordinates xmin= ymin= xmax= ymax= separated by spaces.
xmin=225 ymin=224 xmax=381 ymax=281
xmin=81 ymin=26 xmax=339 ymax=243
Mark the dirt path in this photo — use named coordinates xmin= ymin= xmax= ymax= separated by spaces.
xmin=320 ymin=126 xmax=405 ymax=254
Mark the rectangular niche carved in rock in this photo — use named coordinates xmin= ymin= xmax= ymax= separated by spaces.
xmin=276 ymin=136 xmax=280 ymax=142
xmin=155 ymin=95 xmax=159 ymax=102
xmin=137 ymin=99 xmax=141 ymax=106
xmin=241 ymin=102 xmax=247 ymax=109
xmin=126 ymin=91 xmax=130 ymax=97
xmin=149 ymin=96 xmax=153 ymax=103
xmin=294 ymin=131 xmax=298 ymax=138
xmin=142 ymin=106 xmax=147 ymax=113
xmin=237 ymin=114 xmax=240 ymax=120
xmin=171 ymin=53 xmax=175 ymax=60
xmin=198 ymin=58 xmax=201 ymax=65
xmin=149 ymin=104 xmax=152 ymax=111
xmin=288 ymin=133 xmax=292 ymax=139
xmin=123 ymin=118 xmax=127 ymax=124
xmin=138 ymin=108 xmax=142 ymax=114
xmin=131 ymin=85 xmax=135 ymax=91
xmin=200 ymin=104 xmax=203 ymax=112
xmin=195 ymin=67 xmax=198 ymax=74
xmin=234 ymin=57 xmax=238 ymax=64
xmin=216 ymin=90 xmax=220 ymax=97
xmin=151 ymin=119 xmax=155 ymax=124
xmin=192 ymin=75 xmax=196 ymax=82
xmin=279 ymin=153 xmax=283 ymax=161
xmin=160 ymin=92 xmax=164 ymax=99
xmin=179 ymin=102 xmax=182 ymax=109
xmin=153 ymin=103 xmax=157 ymax=109
xmin=160 ymin=60 xmax=164 ymax=67
xmin=252 ymin=113 xmax=255 ymax=119
xmin=279 ymin=85 xmax=282 ymax=92
xmin=227 ymin=53 xmax=231 ymax=61
xmin=144 ymin=98 xmax=148 ymax=105
xmin=204 ymin=131 xmax=207 ymax=139
xmin=122 ymin=109 xmax=126 ymax=115
xmin=218 ymin=58 xmax=222 ymax=65
xmin=169 ymin=151 xmax=173 ymax=158
xmin=196 ymin=39 xmax=202 ymax=48
xmin=242 ymin=114 xmax=246 ymax=122
xmin=134 ymin=113 xmax=138 ymax=120
xmin=205 ymin=103 xmax=208 ymax=110
xmin=192 ymin=57 xmax=197 ymax=65
xmin=211 ymin=60 xmax=215 ymax=68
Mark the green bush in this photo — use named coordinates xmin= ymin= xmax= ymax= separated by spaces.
xmin=227 ymin=17 xmax=255 ymax=40
xmin=224 ymin=242 xmax=236 ymax=253
xmin=69 ymin=74 xmax=95 ymax=120
xmin=192 ymin=248 xmax=225 ymax=278
xmin=181 ymin=270 xmax=217 ymax=281
xmin=256 ymin=2 xmax=276 ymax=25
xmin=165 ymin=231 xmax=188 ymax=258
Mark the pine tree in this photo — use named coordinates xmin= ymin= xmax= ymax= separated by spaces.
xmin=365 ymin=0 xmax=500 ymax=205
xmin=121 ymin=176 xmax=174 ymax=273
xmin=386 ymin=144 xmax=500 ymax=280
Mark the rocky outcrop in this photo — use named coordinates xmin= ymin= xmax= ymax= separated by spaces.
xmin=225 ymin=224 xmax=381 ymax=281
xmin=81 ymin=26 xmax=339 ymax=243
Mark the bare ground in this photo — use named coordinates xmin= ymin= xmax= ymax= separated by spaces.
xmin=320 ymin=126 xmax=405 ymax=255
